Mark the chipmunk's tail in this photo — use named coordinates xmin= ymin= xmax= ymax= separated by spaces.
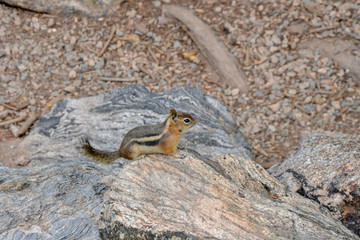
xmin=80 ymin=137 xmax=120 ymax=164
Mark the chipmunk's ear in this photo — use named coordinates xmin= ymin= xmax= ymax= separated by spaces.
xmin=169 ymin=109 xmax=178 ymax=122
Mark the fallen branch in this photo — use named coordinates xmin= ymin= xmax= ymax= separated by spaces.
xmin=309 ymin=25 xmax=336 ymax=34
xmin=254 ymin=57 xmax=268 ymax=65
xmin=98 ymin=25 xmax=116 ymax=57
xmin=14 ymin=113 xmax=40 ymax=137
xmin=153 ymin=68 xmax=172 ymax=85
xmin=293 ymin=103 xmax=312 ymax=116
xmin=163 ymin=5 xmax=249 ymax=92
xmin=0 ymin=115 xmax=27 ymax=127
xmin=0 ymin=101 xmax=17 ymax=111
xmin=147 ymin=46 xmax=159 ymax=65
xmin=139 ymin=65 xmax=156 ymax=81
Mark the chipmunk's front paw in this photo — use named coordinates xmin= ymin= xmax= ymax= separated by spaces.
xmin=135 ymin=154 xmax=147 ymax=160
xmin=172 ymin=152 xmax=186 ymax=159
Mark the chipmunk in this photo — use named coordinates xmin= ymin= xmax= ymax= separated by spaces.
xmin=81 ymin=109 xmax=196 ymax=163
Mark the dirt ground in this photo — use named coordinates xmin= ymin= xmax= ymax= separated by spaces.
xmin=0 ymin=0 xmax=359 ymax=168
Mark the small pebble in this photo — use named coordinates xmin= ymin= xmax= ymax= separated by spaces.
xmin=214 ymin=6 xmax=222 ymax=13
xmin=271 ymin=55 xmax=279 ymax=64
xmin=69 ymin=70 xmax=77 ymax=79
xmin=331 ymin=101 xmax=341 ymax=110
xmin=271 ymin=34 xmax=281 ymax=45
xmin=135 ymin=23 xmax=147 ymax=34
xmin=269 ymin=101 xmax=281 ymax=112
xmin=304 ymin=96 xmax=313 ymax=104
xmin=288 ymin=89 xmax=297 ymax=95
xmin=81 ymin=64 xmax=89 ymax=73
xmin=298 ymin=49 xmax=313 ymax=58
xmin=95 ymin=58 xmax=105 ymax=70
xmin=2 ymin=18 xmax=10 ymax=24
xmin=254 ymin=90 xmax=263 ymax=97
xmin=231 ymin=88 xmax=240 ymax=96
xmin=116 ymin=30 xmax=124 ymax=37
xmin=70 ymin=36 xmax=77 ymax=45
xmin=173 ymin=40 xmax=182 ymax=49
xmin=96 ymin=41 xmax=103 ymax=49
xmin=48 ymin=18 xmax=55 ymax=27
xmin=153 ymin=1 xmax=161 ymax=7
xmin=64 ymin=85 xmax=76 ymax=93
xmin=154 ymin=36 xmax=162 ymax=42
xmin=318 ymin=68 xmax=327 ymax=74
xmin=224 ymin=88 xmax=232 ymax=96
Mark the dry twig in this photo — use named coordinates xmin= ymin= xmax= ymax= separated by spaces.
xmin=139 ymin=65 xmax=156 ymax=81
xmin=0 ymin=101 xmax=17 ymax=111
xmin=0 ymin=115 xmax=27 ymax=127
xmin=98 ymin=25 xmax=116 ymax=57
xmin=309 ymin=25 xmax=336 ymax=33
xmin=14 ymin=113 xmax=40 ymax=137
xmin=154 ymin=68 xmax=172 ymax=85
xmin=97 ymin=77 xmax=136 ymax=82
xmin=254 ymin=57 xmax=268 ymax=65
xmin=147 ymin=47 xmax=159 ymax=65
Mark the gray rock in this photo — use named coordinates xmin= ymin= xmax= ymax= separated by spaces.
xmin=2 ymin=85 xmax=358 ymax=239
xmin=20 ymin=71 xmax=28 ymax=80
xmin=287 ymin=22 xmax=308 ymax=35
xmin=69 ymin=61 xmax=83 ymax=67
xmin=30 ymin=44 xmax=43 ymax=55
xmin=135 ymin=23 xmax=147 ymax=34
xmin=1 ymin=17 xmax=10 ymax=24
xmin=99 ymin=153 xmax=358 ymax=240
xmin=154 ymin=35 xmax=162 ymax=42
xmin=271 ymin=34 xmax=281 ymax=45
xmin=1 ymin=85 xmax=253 ymax=239
xmin=146 ymin=31 xmax=154 ymax=38
xmin=299 ymin=49 xmax=314 ymax=58
xmin=81 ymin=63 xmax=89 ymax=72
xmin=173 ymin=40 xmax=182 ymax=49
xmin=269 ymin=132 xmax=360 ymax=237
xmin=0 ymin=161 xmax=112 ymax=240
xmin=153 ymin=1 xmax=161 ymax=7
xmin=115 ymin=29 xmax=124 ymax=37
xmin=94 ymin=58 xmax=105 ymax=70
xmin=43 ymin=71 xmax=51 ymax=79
xmin=23 ymin=85 xmax=251 ymax=167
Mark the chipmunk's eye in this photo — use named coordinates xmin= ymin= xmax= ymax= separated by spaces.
xmin=183 ymin=118 xmax=191 ymax=124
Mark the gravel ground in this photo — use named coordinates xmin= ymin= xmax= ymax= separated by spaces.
xmin=0 ymin=0 xmax=359 ymax=167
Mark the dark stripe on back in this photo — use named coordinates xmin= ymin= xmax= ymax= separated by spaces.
xmin=137 ymin=138 xmax=160 ymax=146
xmin=122 ymin=117 xmax=168 ymax=141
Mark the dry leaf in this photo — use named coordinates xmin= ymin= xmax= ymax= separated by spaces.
xmin=182 ymin=50 xmax=198 ymax=61
xmin=120 ymin=34 xmax=140 ymax=43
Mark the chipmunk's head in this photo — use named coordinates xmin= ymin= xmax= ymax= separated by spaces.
xmin=169 ymin=108 xmax=196 ymax=133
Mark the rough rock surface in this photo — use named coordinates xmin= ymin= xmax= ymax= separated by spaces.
xmin=1 ymin=86 xmax=358 ymax=239
xmin=0 ymin=161 xmax=112 ymax=240
xmin=0 ymin=0 xmax=120 ymax=17
xmin=0 ymin=85 xmax=252 ymax=239
xmin=99 ymin=153 xmax=358 ymax=240
xmin=23 ymin=85 xmax=251 ymax=169
xmin=269 ymin=132 xmax=360 ymax=237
